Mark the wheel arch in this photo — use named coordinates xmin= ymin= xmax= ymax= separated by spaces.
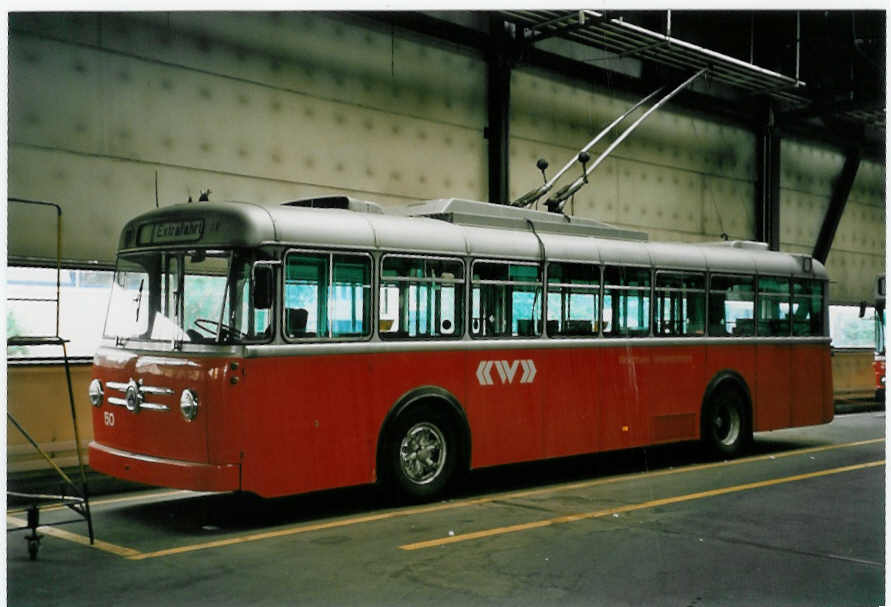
xmin=375 ymin=385 xmax=472 ymax=484
xmin=701 ymin=370 xmax=754 ymax=438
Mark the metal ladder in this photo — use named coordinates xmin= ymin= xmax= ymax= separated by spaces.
xmin=7 ymin=198 xmax=95 ymax=560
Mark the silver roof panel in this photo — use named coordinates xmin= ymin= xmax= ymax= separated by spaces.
xmin=462 ymin=225 xmax=543 ymax=260
xmin=370 ymin=214 xmax=468 ymax=256
xmin=266 ymin=206 xmax=377 ymax=250
xmin=646 ymin=242 xmax=708 ymax=272
xmin=116 ymin=200 xmax=828 ymax=281
xmin=597 ymin=238 xmax=652 ymax=267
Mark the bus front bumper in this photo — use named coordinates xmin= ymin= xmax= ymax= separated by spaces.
xmin=89 ymin=442 xmax=240 ymax=493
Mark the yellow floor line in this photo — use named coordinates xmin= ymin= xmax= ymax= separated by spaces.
xmin=128 ymin=503 xmax=493 ymax=560
xmin=399 ymin=460 xmax=885 ymax=551
xmin=6 ymin=515 xmax=143 ymax=558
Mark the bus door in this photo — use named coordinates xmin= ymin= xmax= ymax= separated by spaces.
xmin=467 ymin=260 xmax=544 ymax=467
xmin=540 ymin=262 xmax=601 ymax=458
xmin=596 ymin=266 xmax=654 ymax=450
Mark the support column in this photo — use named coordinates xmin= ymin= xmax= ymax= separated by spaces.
xmin=812 ymin=147 xmax=861 ymax=264
xmin=755 ymin=103 xmax=781 ymax=250
xmin=486 ymin=16 xmax=512 ymax=204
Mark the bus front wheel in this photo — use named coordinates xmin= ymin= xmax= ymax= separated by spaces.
xmin=702 ymin=387 xmax=750 ymax=458
xmin=388 ymin=406 xmax=457 ymax=501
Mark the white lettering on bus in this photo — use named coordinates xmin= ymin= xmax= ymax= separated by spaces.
xmin=476 ymin=359 xmax=536 ymax=386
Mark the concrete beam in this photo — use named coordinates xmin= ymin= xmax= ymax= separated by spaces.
xmin=812 ymin=147 xmax=862 ymax=264
xmin=486 ymin=16 xmax=513 ymax=205
xmin=755 ymin=103 xmax=781 ymax=250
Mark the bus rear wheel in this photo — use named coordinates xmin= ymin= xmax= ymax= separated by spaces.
xmin=702 ymin=387 xmax=750 ymax=458
xmin=388 ymin=406 xmax=457 ymax=501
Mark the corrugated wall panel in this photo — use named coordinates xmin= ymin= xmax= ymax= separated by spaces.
xmin=8 ymin=13 xmax=487 ymax=264
xmin=780 ymin=140 xmax=885 ymax=304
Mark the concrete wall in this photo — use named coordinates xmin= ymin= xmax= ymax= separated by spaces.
xmin=779 ymin=141 xmax=885 ymax=305
xmin=9 ymin=12 xmax=487 ymax=265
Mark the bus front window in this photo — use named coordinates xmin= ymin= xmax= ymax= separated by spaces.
xmin=104 ymin=249 xmax=271 ymax=346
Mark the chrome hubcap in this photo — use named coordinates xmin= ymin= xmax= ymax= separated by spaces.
xmin=399 ymin=422 xmax=446 ymax=485
xmin=713 ymin=404 xmax=741 ymax=446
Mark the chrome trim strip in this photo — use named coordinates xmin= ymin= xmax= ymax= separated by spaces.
xmin=107 ymin=397 xmax=170 ymax=412
xmin=141 ymin=386 xmax=175 ymax=396
xmin=96 ymin=341 xmax=245 ymax=356
xmin=89 ymin=440 xmax=218 ymax=467
xmin=106 ymin=382 xmax=174 ymax=396
xmin=245 ymin=336 xmax=831 ymax=358
xmin=140 ymin=402 xmax=171 ymax=411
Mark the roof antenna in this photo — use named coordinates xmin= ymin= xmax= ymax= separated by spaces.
xmin=154 ymin=170 xmax=159 ymax=208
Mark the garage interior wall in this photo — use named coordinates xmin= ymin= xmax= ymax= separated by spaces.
xmin=779 ymin=140 xmax=885 ymax=305
xmin=9 ymin=12 xmax=488 ymax=266
xmin=6 ymin=11 xmax=885 ymax=472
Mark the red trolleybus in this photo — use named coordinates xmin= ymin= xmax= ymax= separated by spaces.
xmin=88 ymin=196 xmax=832 ymax=500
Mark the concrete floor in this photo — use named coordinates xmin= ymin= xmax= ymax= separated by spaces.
xmin=7 ymin=411 xmax=885 ymax=606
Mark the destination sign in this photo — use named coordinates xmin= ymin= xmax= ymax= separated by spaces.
xmin=139 ymin=219 xmax=205 ymax=245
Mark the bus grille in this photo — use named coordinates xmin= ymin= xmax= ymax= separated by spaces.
xmin=105 ymin=379 xmax=173 ymax=413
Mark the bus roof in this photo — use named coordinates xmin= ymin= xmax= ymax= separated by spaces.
xmin=118 ymin=198 xmax=827 ymax=280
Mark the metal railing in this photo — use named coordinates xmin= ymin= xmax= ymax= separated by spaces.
xmin=7 ymin=197 xmax=95 ymax=560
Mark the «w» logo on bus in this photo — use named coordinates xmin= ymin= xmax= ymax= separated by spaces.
xmin=476 ymin=360 xmax=537 ymax=386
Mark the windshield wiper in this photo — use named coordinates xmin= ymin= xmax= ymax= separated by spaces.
xmin=134 ymin=278 xmax=145 ymax=323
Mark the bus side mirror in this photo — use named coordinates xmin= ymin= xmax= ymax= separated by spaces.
xmin=252 ymin=265 xmax=274 ymax=310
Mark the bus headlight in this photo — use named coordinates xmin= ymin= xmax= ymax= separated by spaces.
xmin=88 ymin=379 xmax=104 ymax=407
xmin=180 ymin=389 xmax=199 ymax=422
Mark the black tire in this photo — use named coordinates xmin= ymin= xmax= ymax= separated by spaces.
xmin=386 ymin=405 xmax=458 ymax=501
xmin=702 ymin=386 xmax=750 ymax=458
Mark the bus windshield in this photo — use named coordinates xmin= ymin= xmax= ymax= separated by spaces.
xmin=104 ymin=249 xmax=272 ymax=345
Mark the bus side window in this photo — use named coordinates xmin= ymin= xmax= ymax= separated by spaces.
xmin=603 ymin=266 xmax=651 ymax=337
xmin=709 ymin=275 xmax=754 ymax=336
xmin=547 ymin=262 xmax=600 ymax=337
xmin=654 ymin=271 xmax=705 ymax=336
xmin=471 ymin=261 xmax=542 ymax=338
xmin=331 ymin=255 xmax=372 ymax=338
xmin=792 ymin=279 xmax=824 ymax=336
xmin=284 ymin=252 xmax=328 ymax=338
xmin=757 ymin=276 xmax=790 ymax=336
xmin=379 ymin=256 xmax=463 ymax=339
